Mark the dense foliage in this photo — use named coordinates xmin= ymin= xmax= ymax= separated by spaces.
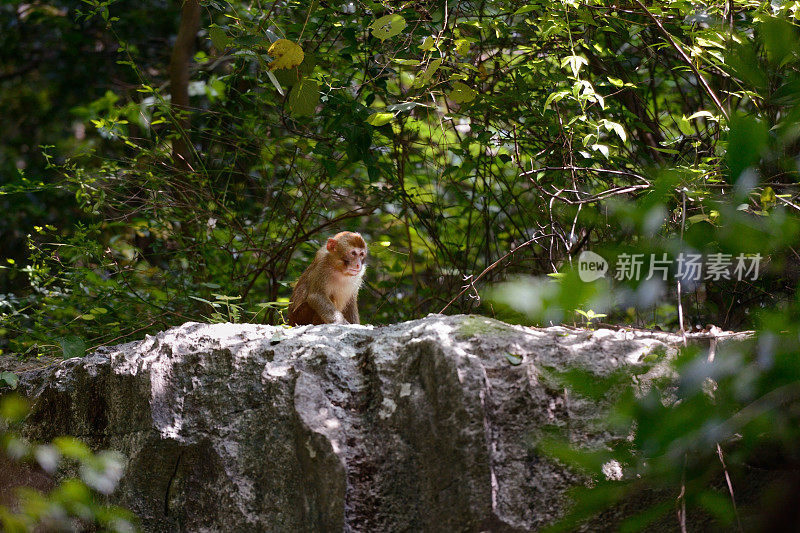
xmin=0 ymin=393 xmax=135 ymax=531
xmin=2 ymin=0 xmax=800 ymax=529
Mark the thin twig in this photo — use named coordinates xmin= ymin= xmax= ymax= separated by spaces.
xmin=633 ymin=0 xmax=730 ymax=121
xmin=777 ymin=195 xmax=800 ymax=212
xmin=439 ymin=234 xmax=551 ymax=314
xmin=527 ymin=176 xmax=650 ymax=205
xmin=677 ymin=454 xmax=688 ymax=533
xmin=677 ymin=189 xmax=687 ymax=346
xmin=716 ymin=443 xmax=744 ymax=532
xmin=521 ymin=165 xmax=650 ymax=183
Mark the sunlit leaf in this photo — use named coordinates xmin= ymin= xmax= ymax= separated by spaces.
xmin=267 ymin=39 xmax=304 ymax=70
xmin=419 ymin=36 xmax=435 ymax=50
xmin=687 ymin=110 xmax=717 ymax=121
xmin=544 ymin=90 xmax=568 ymax=110
xmin=514 ymin=5 xmax=537 ymax=14
xmin=366 ymin=112 xmax=394 ymax=126
xmin=53 ymin=436 xmax=91 ymax=460
xmin=561 ymin=54 xmax=588 ymax=76
xmin=392 ymin=58 xmax=421 ymax=66
xmin=761 ymin=186 xmax=776 ymax=209
xmin=370 ymin=14 xmax=406 ymax=41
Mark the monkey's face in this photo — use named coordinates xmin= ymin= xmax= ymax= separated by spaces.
xmin=341 ymin=246 xmax=367 ymax=276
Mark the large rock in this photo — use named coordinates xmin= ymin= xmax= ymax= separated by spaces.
xmin=15 ymin=315 xmax=688 ymax=532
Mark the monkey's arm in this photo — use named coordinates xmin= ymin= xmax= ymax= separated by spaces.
xmin=342 ymin=295 xmax=359 ymax=324
xmin=307 ymin=292 xmax=348 ymax=324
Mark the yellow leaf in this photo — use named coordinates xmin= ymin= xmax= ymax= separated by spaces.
xmin=454 ymin=39 xmax=470 ymax=55
xmin=761 ymin=186 xmax=776 ymax=208
xmin=268 ymin=39 xmax=305 ymax=71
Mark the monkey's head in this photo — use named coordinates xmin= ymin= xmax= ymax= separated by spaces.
xmin=326 ymin=231 xmax=367 ymax=277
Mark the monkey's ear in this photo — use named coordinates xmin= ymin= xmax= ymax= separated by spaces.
xmin=326 ymin=238 xmax=337 ymax=252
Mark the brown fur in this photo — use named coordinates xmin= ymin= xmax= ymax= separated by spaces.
xmin=288 ymin=232 xmax=367 ymax=326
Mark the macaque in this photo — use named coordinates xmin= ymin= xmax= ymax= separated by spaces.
xmin=288 ymin=231 xmax=367 ymax=326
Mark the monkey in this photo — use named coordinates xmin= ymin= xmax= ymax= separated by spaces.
xmin=287 ymin=231 xmax=367 ymax=326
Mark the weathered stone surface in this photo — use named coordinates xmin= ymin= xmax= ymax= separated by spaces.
xmin=14 ymin=315 xmax=692 ymax=532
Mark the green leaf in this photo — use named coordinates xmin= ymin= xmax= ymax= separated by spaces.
xmin=415 ymin=58 xmax=442 ymax=87
xmin=57 ymin=336 xmax=87 ymax=359
xmin=448 ymin=82 xmax=477 ymax=103
xmin=208 ymin=25 xmax=230 ymax=50
xmin=696 ymin=37 xmax=724 ymax=49
xmin=53 ymin=436 xmax=91 ymax=460
xmin=288 ymin=78 xmax=320 ymax=117
xmin=761 ymin=16 xmax=799 ymax=65
xmin=728 ymin=114 xmax=768 ymax=183
xmin=687 ymin=213 xmax=712 ymax=225
xmin=514 ymin=5 xmax=537 ymax=15
xmin=505 ymin=353 xmax=523 ymax=366
xmin=419 ymin=36 xmax=436 ymax=50
xmin=0 ymin=395 xmax=28 ymax=423
xmin=366 ymin=112 xmax=395 ymax=126
xmin=211 ymin=294 xmax=241 ymax=301
xmin=54 ymin=478 xmax=92 ymax=504
xmin=370 ymin=14 xmax=406 ymax=41
xmin=0 ymin=371 xmax=19 ymax=389
xmin=391 ymin=58 xmax=421 ymax=66
xmin=677 ymin=115 xmax=694 ymax=136
xmin=189 ymin=295 xmax=215 ymax=305
xmin=544 ymin=90 xmax=568 ymax=110
xmin=591 ymin=144 xmax=610 ymax=158
xmin=272 ymin=53 xmax=318 ymax=87
xmin=602 ymin=120 xmax=626 ymax=142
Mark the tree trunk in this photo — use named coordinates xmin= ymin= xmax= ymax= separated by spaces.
xmin=168 ymin=0 xmax=201 ymax=170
